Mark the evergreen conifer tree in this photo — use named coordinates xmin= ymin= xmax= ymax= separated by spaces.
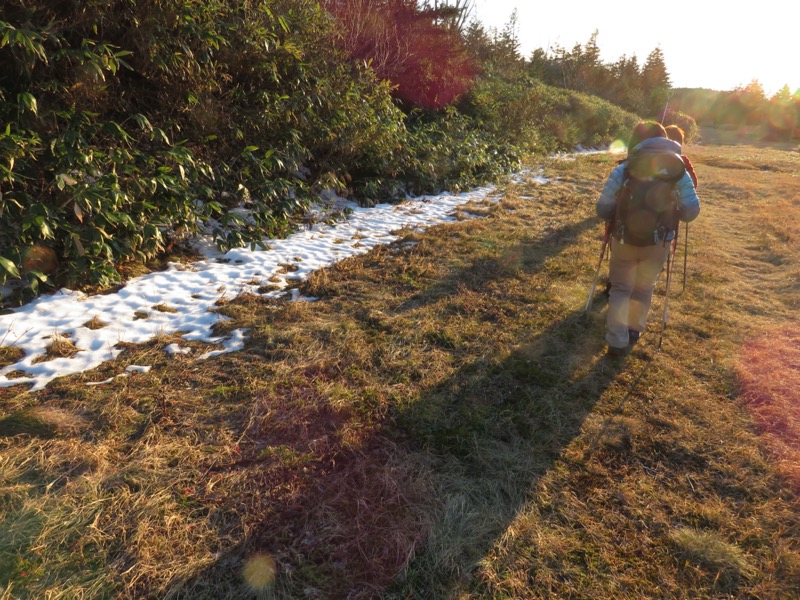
xmin=641 ymin=47 xmax=671 ymax=117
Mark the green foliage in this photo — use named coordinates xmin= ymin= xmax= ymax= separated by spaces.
xmin=0 ymin=106 xmax=217 ymax=296
xmin=286 ymin=61 xmax=412 ymax=200
xmin=460 ymin=73 xmax=638 ymax=153
xmin=403 ymin=107 xmax=520 ymax=196
xmin=459 ymin=73 xmax=546 ymax=153
xmin=662 ymin=110 xmax=699 ymax=144
xmin=671 ymin=84 xmax=799 ymax=142
xmin=641 ymin=47 xmax=671 ymax=116
xmin=0 ymin=7 xmax=221 ymax=299
xmin=1 ymin=0 xmax=645 ymax=303
xmin=526 ymin=32 xmax=672 ymax=119
xmin=0 ymin=1 xmax=413 ymax=300
xmin=562 ymin=91 xmax=641 ymax=148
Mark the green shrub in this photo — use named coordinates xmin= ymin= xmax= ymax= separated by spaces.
xmin=403 ymin=107 xmax=521 ymax=197
xmin=564 ymin=91 xmax=640 ymax=148
xmin=662 ymin=109 xmax=700 ymax=144
xmin=458 ymin=73 xmax=547 ymax=154
xmin=0 ymin=1 xmax=414 ymax=300
xmin=459 ymin=73 xmax=638 ymax=154
xmin=0 ymin=1 xmax=643 ymax=303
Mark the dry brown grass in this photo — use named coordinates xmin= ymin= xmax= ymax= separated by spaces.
xmin=668 ymin=527 xmax=755 ymax=581
xmin=462 ymin=143 xmax=800 ymax=600
xmin=1 ymin=144 xmax=799 ymax=599
xmin=0 ymin=346 xmax=25 ymax=368
xmin=82 ymin=315 xmax=108 ymax=330
xmin=35 ymin=334 xmax=80 ymax=363
xmin=737 ymin=327 xmax=800 ymax=491
xmin=152 ymin=303 xmax=178 ymax=313
xmin=0 ymin=407 xmax=90 ymax=438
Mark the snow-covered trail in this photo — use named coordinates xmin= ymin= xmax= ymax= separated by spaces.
xmin=1 ymin=176 xmax=549 ymax=391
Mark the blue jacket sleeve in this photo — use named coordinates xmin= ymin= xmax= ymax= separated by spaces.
xmin=676 ymin=172 xmax=700 ymax=222
xmin=596 ymin=163 xmax=626 ymax=220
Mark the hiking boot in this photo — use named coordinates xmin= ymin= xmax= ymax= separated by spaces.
xmin=628 ymin=329 xmax=641 ymax=345
xmin=606 ymin=345 xmax=628 ymax=358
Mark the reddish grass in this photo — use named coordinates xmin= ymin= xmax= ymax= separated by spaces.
xmin=737 ymin=327 xmax=800 ymax=491
xmin=238 ymin=383 xmax=434 ymax=596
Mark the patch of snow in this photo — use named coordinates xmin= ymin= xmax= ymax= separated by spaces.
xmin=0 ymin=153 xmax=595 ymax=391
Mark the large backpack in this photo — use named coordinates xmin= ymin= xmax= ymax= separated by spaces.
xmin=613 ymin=138 xmax=686 ymax=246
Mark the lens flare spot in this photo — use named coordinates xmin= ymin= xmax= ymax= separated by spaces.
xmin=23 ymin=244 xmax=58 ymax=274
xmin=242 ymin=552 xmax=276 ymax=592
xmin=609 ymin=138 xmax=627 ymax=154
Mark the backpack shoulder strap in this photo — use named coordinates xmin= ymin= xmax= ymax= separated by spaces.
xmin=682 ymin=155 xmax=698 ymax=189
xmin=613 ymin=163 xmax=632 ymax=238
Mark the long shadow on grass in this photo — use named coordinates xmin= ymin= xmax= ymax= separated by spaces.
xmin=179 ymin=313 xmax=625 ymax=599
xmin=396 ymin=216 xmax=597 ymax=314
xmin=180 ymin=216 xmax=617 ymax=598
xmin=386 ymin=308 xmax=625 ymax=597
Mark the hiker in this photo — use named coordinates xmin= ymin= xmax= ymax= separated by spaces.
xmin=665 ymin=125 xmax=698 ymax=188
xmin=596 ymin=121 xmax=700 ymax=357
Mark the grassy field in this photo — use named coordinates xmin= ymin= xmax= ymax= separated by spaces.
xmin=1 ymin=140 xmax=799 ymax=599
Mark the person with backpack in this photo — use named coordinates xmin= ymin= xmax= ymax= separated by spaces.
xmin=595 ymin=121 xmax=700 ymax=357
xmin=665 ymin=125 xmax=698 ymax=188
xmin=666 ymin=124 xmax=698 ymax=293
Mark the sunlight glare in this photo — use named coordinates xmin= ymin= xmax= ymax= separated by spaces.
xmin=609 ymin=139 xmax=627 ymax=154
xmin=242 ymin=552 xmax=277 ymax=592
xmin=737 ymin=328 xmax=800 ymax=492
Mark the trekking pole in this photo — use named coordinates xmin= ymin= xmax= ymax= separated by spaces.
xmin=682 ymin=222 xmax=689 ymax=291
xmin=658 ymin=236 xmax=679 ymax=350
xmin=660 ymin=91 xmax=673 ymax=124
xmin=583 ymin=221 xmax=612 ymax=314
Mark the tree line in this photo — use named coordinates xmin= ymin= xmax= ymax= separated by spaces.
xmin=470 ymin=24 xmax=673 ymax=119
xmin=463 ymin=9 xmax=798 ymax=142
xmin=671 ymin=82 xmax=800 ymax=141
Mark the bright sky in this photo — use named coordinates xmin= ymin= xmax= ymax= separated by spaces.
xmin=473 ymin=0 xmax=799 ymax=96
xmin=0 ymin=173 xmax=550 ymax=391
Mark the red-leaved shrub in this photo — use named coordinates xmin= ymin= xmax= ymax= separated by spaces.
xmin=325 ymin=0 xmax=476 ymax=109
